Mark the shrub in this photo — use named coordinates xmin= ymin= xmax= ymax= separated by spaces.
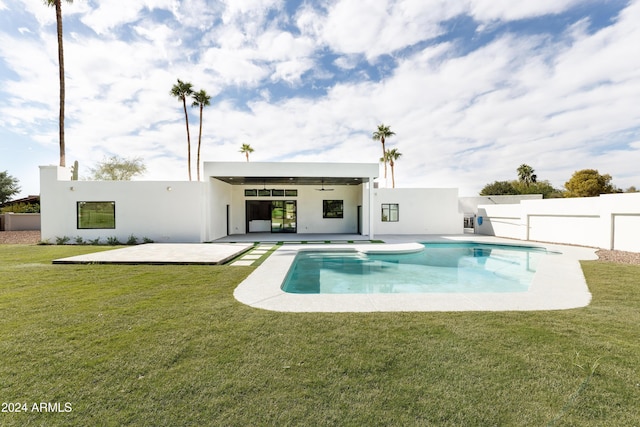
xmin=55 ymin=236 xmax=70 ymax=245
xmin=89 ymin=237 xmax=101 ymax=245
xmin=142 ymin=237 xmax=154 ymax=244
xmin=106 ymin=236 xmax=121 ymax=246
xmin=126 ymin=234 xmax=138 ymax=245
xmin=74 ymin=236 xmax=85 ymax=245
xmin=0 ymin=202 xmax=40 ymax=213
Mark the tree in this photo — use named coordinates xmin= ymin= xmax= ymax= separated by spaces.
xmin=625 ymin=186 xmax=638 ymax=193
xmin=0 ymin=171 xmax=21 ymax=204
xmin=239 ymin=143 xmax=254 ymax=162
xmin=479 ymin=181 xmax=519 ymax=196
xmin=517 ymin=164 xmax=537 ymax=186
xmin=372 ymin=124 xmax=395 ymax=180
xmin=514 ymin=180 xmax=563 ymax=198
xmin=170 ymin=79 xmax=194 ymax=181
xmin=381 ymin=148 xmax=402 ymax=188
xmin=89 ymin=156 xmax=147 ymax=181
xmin=191 ymin=89 xmax=211 ymax=181
xmin=564 ymin=169 xmax=616 ymax=197
xmin=45 ymin=0 xmax=73 ymax=167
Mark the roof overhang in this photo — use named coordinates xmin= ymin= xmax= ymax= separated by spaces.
xmin=203 ymin=162 xmax=379 ymax=186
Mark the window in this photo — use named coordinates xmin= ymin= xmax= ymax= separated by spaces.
xmin=245 ymin=188 xmax=297 ymax=197
xmin=77 ymin=201 xmax=115 ymax=229
xmin=381 ymin=203 xmax=399 ymax=222
xmin=323 ymin=200 xmax=343 ymax=218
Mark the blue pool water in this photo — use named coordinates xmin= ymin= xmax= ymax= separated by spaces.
xmin=281 ymin=242 xmax=552 ymax=294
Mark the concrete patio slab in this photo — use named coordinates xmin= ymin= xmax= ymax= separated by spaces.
xmin=52 ymin=243 xmax=253 ymax=265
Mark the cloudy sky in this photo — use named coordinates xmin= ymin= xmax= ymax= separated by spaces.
xmin=1 ymin=0 xmax=639 ymax=198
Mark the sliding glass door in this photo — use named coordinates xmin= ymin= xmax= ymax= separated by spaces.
xmin=271 ymin=200 xmax=297 ymax=233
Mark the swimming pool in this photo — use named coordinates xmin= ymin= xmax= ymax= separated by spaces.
xmin=281 ymin=242 xmax=553 ymax=294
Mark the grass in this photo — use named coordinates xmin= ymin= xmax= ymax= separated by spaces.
xmin=1 ymin=245 xmax=639 ymax=426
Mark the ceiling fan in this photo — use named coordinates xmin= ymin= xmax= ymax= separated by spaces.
xmin=316 ymin=178 xmax=334 ymax=191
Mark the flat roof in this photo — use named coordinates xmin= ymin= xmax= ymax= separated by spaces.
xmin=203 ymin=161 xmax=379 ymax=186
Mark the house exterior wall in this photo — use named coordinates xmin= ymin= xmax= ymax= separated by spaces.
xmin=209 ymin=178 xmax=232 ymax=239
xmin=373 ymin=188 xmax=463 ymax=234
xmin=477 ymin=193 xmax=640 ymax=252
xmin=219 ymin=183 xmax=363 ymax=237
xmin=40 ymin=166 xmax=205 ymax=243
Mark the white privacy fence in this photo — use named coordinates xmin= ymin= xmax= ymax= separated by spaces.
xmin=476 ymin=193 xmax=640 ymax=252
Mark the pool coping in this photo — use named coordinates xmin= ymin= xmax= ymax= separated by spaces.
xmin=233 ymin=235 xmax=598 ymax=312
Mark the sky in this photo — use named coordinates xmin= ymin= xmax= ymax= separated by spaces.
xmin=1 ymin=0 xmax=639 ymax=199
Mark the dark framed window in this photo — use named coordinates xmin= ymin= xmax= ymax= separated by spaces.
xmin=271 ymin=189 xmax=285 ymax=197
xmin=244 ymin=189 xmax=257 ymax=197
xmin=258 ymin=189 xmax=271 ymax=196
xmin=381 ymin=204 xmax=399 ymax=222
xmin=77 ymin=201 xmax=115 ymax=229
xmin=285 ymin=189 xmax=298 ymax=197
xmin=323 ymin=200 xmax=343 ymax=218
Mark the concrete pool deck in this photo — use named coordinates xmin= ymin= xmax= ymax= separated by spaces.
xmin=233 ymin=235 xmax=599 ymax=312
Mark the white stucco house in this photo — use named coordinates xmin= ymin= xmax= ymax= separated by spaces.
xmin=39 ymin=162 xmax=463 ymax=243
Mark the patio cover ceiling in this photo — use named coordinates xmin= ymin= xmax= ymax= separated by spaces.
xmin=213 ymin=176 xmax=367 ymax=186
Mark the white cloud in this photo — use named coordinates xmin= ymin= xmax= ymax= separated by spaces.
xmin=467 ymin=0 xmax=583 ymax=22
xmin=2 ymin=0 xmax=640 ymax=197
xmin=80 ymin=0 xmax=174 ymax=35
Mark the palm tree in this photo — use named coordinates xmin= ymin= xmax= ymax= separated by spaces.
xmin=517 ymin=164 xmax=537 ymax=186
xmin=170 ymin=79 xmax=194 ymax=180
xmin=191 ymin=89 xmax=211 ymax=181
xmin=381 ymin=148 xmax=402 ymax=188
xmin=372 ymin=124 xmax=395 ymax=179
xmin=45 ymin=0 xmax=73 ymax=167
xmin=239 ymin=144 xmax=254 ymax=162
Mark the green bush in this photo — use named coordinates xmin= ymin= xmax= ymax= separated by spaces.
xmin=106 ymin=236 xmax=121 ymax=246
xmin=55 ymin=236 xmax=70 ymax=245
xmin=0 ymin=202 xmax=40 ymax=213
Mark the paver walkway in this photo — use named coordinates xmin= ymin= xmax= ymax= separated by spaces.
xmin=230 ymin=244 xmax=276 ymax=266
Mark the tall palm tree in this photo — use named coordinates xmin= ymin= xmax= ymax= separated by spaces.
xmin=45 ymin=0 xmax=73 ymax=167
xmin=381 ymin=148 xmax=402 ymax=188
xmin=372 ymin=124 xmax=395 ymax=179
xmin=239 ymin=143 xmax=254 ymax=162
xmin=170 ymin=79 xmax=194 ymax=180
xmin=517 ymin=164 xmax=537 ymax=186
xmin=191 ymin=89 xmax=211 ymax=181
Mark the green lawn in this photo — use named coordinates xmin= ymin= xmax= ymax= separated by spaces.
xmin=1 ymin=245 xmax=638 ymax=426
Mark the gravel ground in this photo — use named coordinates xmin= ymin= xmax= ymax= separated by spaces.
xmin=595 ymin=249 xmax=640 ymax=265
xmin=1 ymin=231 xmax=639 ymax=265
xmin=0 ymin=230 xmax=41 ymax=245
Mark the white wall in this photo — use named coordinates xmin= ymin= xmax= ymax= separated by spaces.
xmin=209 ymin=178 xmax=232 ymax=240
xmin=476 ymin=204 xmax=525 ymax=239
xmin=40 ymin=166 xmax=205 ymax=243
xmin=222 ymin=183 xmax=363 ymax=236
xmin=477 ymin=193 xmax=640 ymax=252
xmin=459 ymin=195 xmax=542 ymax=214
xmin=373 ymin=188 xmax=463 ymax=234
